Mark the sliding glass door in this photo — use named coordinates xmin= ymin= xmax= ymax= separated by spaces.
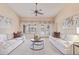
xmin=22 ymin=22 xmax=52 ymax=36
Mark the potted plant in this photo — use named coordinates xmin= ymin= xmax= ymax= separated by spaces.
xmin=34 ymin=34 xmax=40 ymax=41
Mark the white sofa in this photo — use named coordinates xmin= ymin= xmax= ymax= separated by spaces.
xmin=49 ymin=35 xmax=79 ymax=55
xmin=0 ymin=34 xmax=24 ymax=55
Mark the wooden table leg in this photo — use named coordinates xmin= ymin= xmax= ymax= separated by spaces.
xmin=73 ymin=44 xmax=75 ymax=55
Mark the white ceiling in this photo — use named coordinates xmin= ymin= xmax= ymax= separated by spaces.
xmin=6 ymin=3 xmax=65 ymax=17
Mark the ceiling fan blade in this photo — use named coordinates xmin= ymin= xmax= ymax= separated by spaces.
xmin=37 ymin=11 xmax=43 ymax=15
xmin=31 ymin=3 xmax=44 ymax=16
xmin=39 ymin=9 xmax=42 ymax=11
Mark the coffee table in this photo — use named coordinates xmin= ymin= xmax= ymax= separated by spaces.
xmin=30 ymin=39 xmax=44 ymax=50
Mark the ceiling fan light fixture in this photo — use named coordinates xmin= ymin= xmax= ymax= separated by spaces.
xmin=33 ymin=3 xmax=44 ymax=16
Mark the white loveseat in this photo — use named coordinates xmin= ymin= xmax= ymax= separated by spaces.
xmin=0 ymin=34 xmax=24 ymax=55
xmin=49 ymin=35 xmax=79 ymax=55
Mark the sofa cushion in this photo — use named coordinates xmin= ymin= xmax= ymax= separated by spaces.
xmin=0 ymin=39 xmax=24 ymax=55
xmin=60 ymin=33 xmax=66 ymax=40
xmin=0 ymin=34 xmax=8 ymax=47
xmin=0 ymin=34 xmax=8 ymax=41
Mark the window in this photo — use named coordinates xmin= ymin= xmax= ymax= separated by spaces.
xmin=77 ymin=27 xmax=79 ymax=34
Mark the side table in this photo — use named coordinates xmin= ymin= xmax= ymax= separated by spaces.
xmin=73 ymin=42 xmax=79 ymax=55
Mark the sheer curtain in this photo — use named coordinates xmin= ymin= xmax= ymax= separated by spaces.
xmin=77 ymin=27 xmax=79 ymax=34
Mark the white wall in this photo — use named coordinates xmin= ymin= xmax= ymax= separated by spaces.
xmin=0 ymin=4 xmax=20 ymax=34
xmin=20 ymin=17 xmax=54 ymax=35
xmin=54 ymin=4 xmax=79 ymax=34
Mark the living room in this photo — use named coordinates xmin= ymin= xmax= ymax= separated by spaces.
xmin=0 ymin=3 xmax=79 ymax=55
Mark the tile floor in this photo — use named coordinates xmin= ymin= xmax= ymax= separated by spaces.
xmin=9 ymin=34 xmax=62 ymax=55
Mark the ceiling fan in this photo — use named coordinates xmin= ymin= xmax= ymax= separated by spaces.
xmin=33 ymin=3 xmax=43 ymax=16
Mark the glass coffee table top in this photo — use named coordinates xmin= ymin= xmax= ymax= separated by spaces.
xmin=30 ymin=39 xmax=44 ymax=50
